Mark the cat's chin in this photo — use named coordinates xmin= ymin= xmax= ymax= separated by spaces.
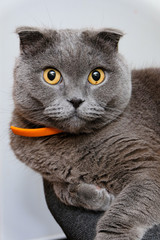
xmin=57 ymin=116 xmax=88 ymax=134
xmin=49 ymin=115 xmax=93 ymax=134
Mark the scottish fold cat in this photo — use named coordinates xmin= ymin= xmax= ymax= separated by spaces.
xmin=10 ymin=27 xmax=160 ymax=240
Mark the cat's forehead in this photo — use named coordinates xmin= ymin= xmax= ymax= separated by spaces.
xmin=58 ymin=30 xmax=86 ymax=58
xmin=46 ymin=29 xmax=112 ymax=75
xmin=58 ymin=29 xmax=82 ymax=43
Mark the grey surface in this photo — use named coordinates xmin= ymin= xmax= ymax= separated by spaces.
xmin=43 ymin=179 xmax=160 ymax=240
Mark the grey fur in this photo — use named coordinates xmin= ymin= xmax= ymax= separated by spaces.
xmin=10 ymin=27 xmax=160 ymax=240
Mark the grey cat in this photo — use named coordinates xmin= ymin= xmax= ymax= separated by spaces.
xmin=10 ymin=27 xmax=160 ymax=240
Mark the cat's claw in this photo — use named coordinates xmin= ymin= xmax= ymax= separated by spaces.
xmin=69 ymin=183 xmax=114 ymax=211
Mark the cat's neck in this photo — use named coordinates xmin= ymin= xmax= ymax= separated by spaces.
xmin=11 ymin=109 xmax=63 ymax=137
xmin=11 ymin=109 xmax=43 ymax=129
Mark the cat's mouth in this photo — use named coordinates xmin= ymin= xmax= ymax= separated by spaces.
xmin=43 ymin=104 xmax=105 ymax=134
xmin=44 ymin=111 xmax=89 ymax=134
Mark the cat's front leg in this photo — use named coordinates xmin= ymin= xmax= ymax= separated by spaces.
xmin=69 ymin=183 xmax=114 ymax=211
xmin=53 ymin=182 xmax=114 ymax=211
xmin=95 ymin=177 xmax=160 ymax=240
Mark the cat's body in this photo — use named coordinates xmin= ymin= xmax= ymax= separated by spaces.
xmin=10 ymin=27 xmax=160 ymax=240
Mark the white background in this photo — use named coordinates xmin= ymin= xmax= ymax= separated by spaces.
xmin=0 ymin=0 xmax=160 ymax=239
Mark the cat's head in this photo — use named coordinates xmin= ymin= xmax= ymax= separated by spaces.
xmin=13 ymin=27 xmax=131 ymax=134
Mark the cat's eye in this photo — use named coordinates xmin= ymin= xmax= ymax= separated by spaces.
xmin=88 ymin=68 xmax=105 ymax=85
xmin=43 ymin=68 xmax=62 ymax=85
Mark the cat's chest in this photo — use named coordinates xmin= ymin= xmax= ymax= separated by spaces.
xmin=12 ymin=129 xmax=124 ymax=181
xmin=11 ymin=121 xmax=160 ymax=193
xmin=18 ymin=128 xmax=129 ymax=179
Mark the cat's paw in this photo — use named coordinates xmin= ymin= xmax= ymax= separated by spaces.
xmin=69 ymin=183 xmax=114 ymax=211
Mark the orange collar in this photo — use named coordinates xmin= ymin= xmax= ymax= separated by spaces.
xmin=10 ymin=126 xmax=63 ymax=137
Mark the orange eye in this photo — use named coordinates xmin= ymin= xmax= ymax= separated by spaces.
xmin=43 ymin=68 xmax=61 ymax=85
xmin=88 ymin=68 xmax=105 ymax=85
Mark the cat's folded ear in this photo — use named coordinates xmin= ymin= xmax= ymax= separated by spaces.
xmin=82 ymin=28 xmax=124 ymax=51
xmin=16 ymin=27 xmax=57 ymax=55
xmin=16 ymin=27 xmax=45 ymax=55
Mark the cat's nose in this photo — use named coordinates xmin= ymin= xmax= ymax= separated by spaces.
xmin=68 ymin=98 xmax=84 ymax=109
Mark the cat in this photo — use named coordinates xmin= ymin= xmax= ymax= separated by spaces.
xmin=10 ymin=27 xmax=160 ymax=240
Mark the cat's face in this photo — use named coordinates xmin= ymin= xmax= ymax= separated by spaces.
xmin=13 ymin=27 xmax=131 ymax=133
